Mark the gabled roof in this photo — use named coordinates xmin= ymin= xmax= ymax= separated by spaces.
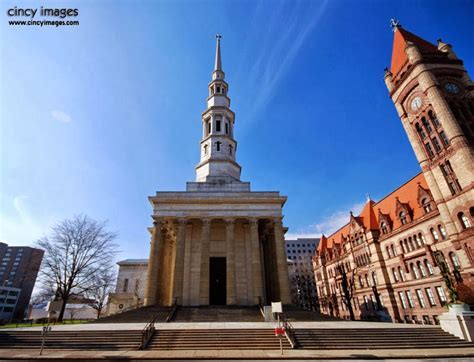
xmin=318 ymin=173 xmax=430 ymax=255
xmin=390 ymin=27 xmax=440 ymax=75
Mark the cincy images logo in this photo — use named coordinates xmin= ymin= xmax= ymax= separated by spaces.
xmin=7 ymin=6 xmax=80 ymax=27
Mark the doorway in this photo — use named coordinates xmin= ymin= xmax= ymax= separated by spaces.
xmin=209 ymin=257 xmax=226 ymax=305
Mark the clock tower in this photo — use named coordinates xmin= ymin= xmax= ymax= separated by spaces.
xmin=384 ymin=21 xmax=474 ymax=241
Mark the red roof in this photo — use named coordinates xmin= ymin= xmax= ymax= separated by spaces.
xmin=319 ymin=173 xmax=429 ymax=254
xmin=390 ymin=27 xmax=440 ymax=75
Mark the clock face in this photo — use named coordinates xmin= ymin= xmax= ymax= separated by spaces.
xmin=411 ymin=97 xmax=423 ymax=111
xmin=445 ymin=83 xmax=460 ymax=94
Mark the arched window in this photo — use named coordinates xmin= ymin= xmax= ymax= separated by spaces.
xmin=415 ymin=235 xmax=423 ymax=248
xmin=429 ymin=110 xmax=440 ymax=128
xmin=415 ymin=122 xmax=426 ymax=140
xmin=359 ymin=275 xmax=364 ymax=288
xmin=207 ymin=121 xmax=211 ymax=134
xmin=421 ymin=198 xmax=432 ymax=213
xmin=422 ymin=117 xmax=433 ymax=134
xmin=408 ymin=237 xmax=416 ymax=250
xmin=381 ymin=221 xmax=388 ymax=234
xmin=411 ymin=263 xmax=420 ymax=279
xmin=417 ymin=261 xmax=427 ymax=277
xmin=391 ymin=244 xmax=396 ymax=256
xmin=400 ymin=240 xmax=406 ymax=254
xmin=419 ymin=233 xmax=426 ymax=245
xmin=372 ymin=271 xmax=378 ymax=286
xmin=399 ymin=211 xmax=408 ymax=225
xmin=216 ymin=120 xmax=221 ymax=132
xmin=425 ymin=260 xmax=434 ymax=275
xmin=405 ymin=239 xmax=412 ymax=252
xmin=449 ymin=252 xmax=461 ymax=270
xmin=430 ymin=228 xmax=439 ymax=241
xmin=458 ymin=212 xmax=471 ymax=229
xmin=203 ymin=144 xmax=208 ymax=155
xmin=386 ymin=246 xmax=393 ymax=258
xmin=392 ymin=268 xmax=400 ymax=282
xmin=365 ymin=274 xmax=370 ymax=287
xmin=398 ymin=266 xmax=406 ymax=281
xmin=216 ymin=141 xmax=221 ymax=151
xmin=438 ymin=225 xmax=447 ymax=240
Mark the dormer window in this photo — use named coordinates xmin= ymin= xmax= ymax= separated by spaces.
xmin=421 ymin=198 xmax=432 ymax=213
xmin=381 ymin=221 xmax=388 ymax=234
xmin=399 ymin=211 xmax=408 ymax=225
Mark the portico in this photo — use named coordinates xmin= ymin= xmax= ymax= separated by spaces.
xmin=143 ymin=35 xmax=291 ymax=307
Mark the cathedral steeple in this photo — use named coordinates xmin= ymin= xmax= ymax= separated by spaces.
xmin=195 ymin=35 xmax=242 ymax=183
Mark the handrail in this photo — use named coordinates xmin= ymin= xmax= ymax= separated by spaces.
xmin=257 ymin=297 xmax=265 ymax=319
xmin=166 ymin=298 xmax=179 ymax=323
xmin=281 ymin=313 xmax=297 ymax=349
xmin=139 ymin=314 xmax=158 ymax=350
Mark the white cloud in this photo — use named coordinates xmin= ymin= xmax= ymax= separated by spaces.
xmin=239 ymin=0 xmax=329 ymax=119
xmin=285 ymin=201 xmax=365 ymax=240
xmin=51 ymin=110 xmax=72 ymax=123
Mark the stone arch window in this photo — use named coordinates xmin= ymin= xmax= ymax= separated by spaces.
xmin=439 ymin=131 xmax=449 ymax=146
xmin=216 ymin=141 xmax=221 ymax=152
xmin=449 ymin=252 xmax=461 ymax=270
xmin=405 ymin=239 xmax=412 ymax=252
xmin=438 ymin=225 xmax=448 ymax=240
xmin=216 ymin=85 xmax=221 ymax=93
xmin=400 ymin=240 xmax=406 ymax=254
xmin=386 ymin=246 xmax=393 ymax=258
xmin=408 ymin=236 xmax=416 ymax=250
xmin=417 ymin=261 xmax=427 ymax=278
xmin=415 ymin=122 xmax=426 ymax=140
xmin=422 ymin=116 xmax=433 ymax=134
xmin=372 ymin=271 xmax=378 ymax=286
xmin=411 ymin=263 xmax=420 ymax=279
xmin=228 ymin=144 xmax=233 ymax=155
xmin=359 ymin=275 xmax=364 ymax=288
xmin=421 ymin=198 xmax=432 ymax=213
xmin=430 ymin=228 xmax=439 ymax=242
xmin=391 ymin=244 xmax=397 ymax=256
xmin=419 ymin=233 xmax=426 ymax=245
xmin=414 ymin=234 xmax=423 ymax=248
xmin=458 ymin=212 xmax=471 ymax=229
xmin=425 ymin=259 xmax=434 ymax=275
xmin=428 ymin=110 xmax=441 ymax=128
xmin=392 ymin=268 xmax=400 ymax=282
xmin=398 ymin=266 xmax=406 ymax=281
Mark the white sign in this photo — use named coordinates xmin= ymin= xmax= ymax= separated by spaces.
xmin=271 ymin=301 xmax=283 ymax=313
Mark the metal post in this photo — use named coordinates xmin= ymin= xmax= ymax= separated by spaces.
xmin=39 ymin=325 xmax=51 ymax=355
xmin=278 ymin=313 xmax=283 ymax=355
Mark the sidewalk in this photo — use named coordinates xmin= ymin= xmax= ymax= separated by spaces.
xmin=0 ymin=346 xmax=474 ymax=360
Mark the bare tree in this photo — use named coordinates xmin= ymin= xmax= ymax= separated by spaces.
xmin=85 ymin=267 xmax=116 ymax=319
xmin=336 ymin=262 xmax=356 ymax=321
xmin=37 ymin=214 xmax=118 ymax=322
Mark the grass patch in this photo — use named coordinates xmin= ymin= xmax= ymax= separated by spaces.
xmin=0 ymin=320 xmax=90 ymax=329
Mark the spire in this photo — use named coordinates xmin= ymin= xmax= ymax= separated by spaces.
xmin=214 ymin=34 xmax=222 ymax=71
xmin=389 ymin=25 xmax=439 ymax=75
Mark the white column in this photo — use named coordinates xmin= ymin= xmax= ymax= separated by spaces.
xmin=172 ymin=219 xmax=187 ymax=305
xmin=226 ymin=218 xmax=236 ymax=305
xmin=144 ymin=219 xmax=164 ymax=306
xmin=199 ymin=218 xmax=211 ymax=305
xmin=273 ymin=217 xmax=292 ymax=304
xmin=250 ymin=218 xmax=264 ymax=304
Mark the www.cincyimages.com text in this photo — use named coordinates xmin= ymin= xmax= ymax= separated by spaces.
xmin=7 ymin=6 xmax=80 ymax=27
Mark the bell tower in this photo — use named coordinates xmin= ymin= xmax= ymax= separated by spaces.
xmin=195 ymin=34 xmax=241 ymax=183
xmin=384 ymin=20 xmax=474 ymax=238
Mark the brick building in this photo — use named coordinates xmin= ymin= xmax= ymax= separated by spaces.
xmin=0 ymin=242 xmax=44 ymax=320
xmin=313 ymin=23 xmax=473 ymax=324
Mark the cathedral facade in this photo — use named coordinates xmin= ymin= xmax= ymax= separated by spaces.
xmin=143 ymin=36 xmax=291 ymax=307
xmin=314 ymin=24 xmax=474 ymax=324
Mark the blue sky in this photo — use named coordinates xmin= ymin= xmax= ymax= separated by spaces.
xmin=1 ymin=0 xmax=473 ymax=261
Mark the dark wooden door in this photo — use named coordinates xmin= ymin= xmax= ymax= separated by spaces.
xmin=209 ymin=257 xmax=226 ymax=305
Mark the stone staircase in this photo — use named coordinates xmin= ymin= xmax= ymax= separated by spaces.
xmin=93 ymin=305 xmax=173 ymax=323
xmin=0 ymin=330 xmax=142 ymax=350
xmin=171 ymin=305 xmax=264 ymax=322
xmin=294 ymin=327 xmax=474 ymax=349
xmin=148 ymin=328 xmax=291 ymax=350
